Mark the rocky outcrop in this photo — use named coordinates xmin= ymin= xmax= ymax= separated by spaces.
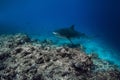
xmin=0 ymin=33 xmax=120 ymax=80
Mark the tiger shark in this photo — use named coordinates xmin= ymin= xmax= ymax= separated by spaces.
xmin=53 ymin=25 xmax=87 ymax=45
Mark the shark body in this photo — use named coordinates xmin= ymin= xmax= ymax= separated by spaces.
xmin=53 ymin=25 xmax=86 ymax=45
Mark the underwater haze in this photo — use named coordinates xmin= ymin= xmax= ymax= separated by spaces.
xmin=0 ymin=0 xmax=120 ymax=66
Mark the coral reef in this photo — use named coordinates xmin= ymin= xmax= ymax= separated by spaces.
xmin=0 ymin=33 xmax=120 ymax=80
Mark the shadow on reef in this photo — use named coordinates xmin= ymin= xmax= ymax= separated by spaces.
xmin=64 ymin=43 xmax=81 ymax=48
xmin=0 ymin=33 xmax=120 ymax=80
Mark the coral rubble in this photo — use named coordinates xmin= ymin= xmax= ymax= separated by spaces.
xmin=0 ymin=33 xmax=120 ymax=80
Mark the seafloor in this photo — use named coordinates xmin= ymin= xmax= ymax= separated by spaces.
xmin=0 ymin=33 xmax=120 ymax=80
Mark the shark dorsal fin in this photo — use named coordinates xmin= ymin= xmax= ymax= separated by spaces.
xmin=70 ymin=25 xmax=74 ymax=30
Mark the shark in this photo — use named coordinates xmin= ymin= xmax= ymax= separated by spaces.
xmin=53 ymin=25 xmax=87 ymax=45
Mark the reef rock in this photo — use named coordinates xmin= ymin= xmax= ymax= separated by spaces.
xmin=0 ymin=33 xmax=120 ymax=80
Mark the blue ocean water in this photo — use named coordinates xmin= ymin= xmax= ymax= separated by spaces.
xmin=0 ymin=0 xmax=120 ymax=66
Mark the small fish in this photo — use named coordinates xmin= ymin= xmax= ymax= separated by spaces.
xmin=53 ymin=25 xmax=86 ymax=45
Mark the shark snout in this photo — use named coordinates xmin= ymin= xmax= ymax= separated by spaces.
xmin=52 ymin=32 xmax=60 ymax=36
xmin=52 ymin=32 xmax=57 ymax=35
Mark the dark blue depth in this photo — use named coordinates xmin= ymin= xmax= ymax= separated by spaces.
xmin=0 ymin=0 xmax=120 ymax=63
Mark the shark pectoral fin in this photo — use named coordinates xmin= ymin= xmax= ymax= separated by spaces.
xmin=67 ymin=38 xmax=74 ymax=45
